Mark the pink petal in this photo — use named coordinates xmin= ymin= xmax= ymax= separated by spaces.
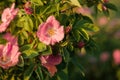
xmin=47 ymin=16 xmax=60 ymax=29
xmin=42 ymin=63 xmax=57 ymax=77
xmin=47 ymin=54 xmax=62 ymax=65
xmin=0 ymin=22 xmax=9 ymax=33
xmin=10 ymin=3 xmax=15 ymax=11
xmin=40 ymin=56 xmax=47 ymax=64
xmin=53 ymin=26 xmax=64 ymax=42
xmin=113 ymin=49 xmax=120 ymax=65
xmin=0 ymin=45 xmax=4 ymax=56
xmin=1 ymin=8 xmax=11 ymax=22
xmin=3 ymin=33 xmax=18 ymax=45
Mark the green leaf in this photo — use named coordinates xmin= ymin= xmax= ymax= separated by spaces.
xmin=105 ymin=3 xmax=118 ymax=11
xmin=22 ymin=31 xmax=28 ymax=39
xmin=23 ymin=16 xmax=33 ymax=32
xmin=20 ymin=44 xmax=33 ymax=52
xmin=41 ymin=46 xmax=52 ymax=55
xmin=18 ymin=33 xmax=24 ymax=45
xmin=35 ymin=65 xmax=44 ymax=80
xmin=72 ymin=30 xmax=81 ymax=42
xmin=71 ymin=56 xmax=85 ymax=77
xmin=17 ymin=56 xmax=24 ymax=67
xmin=73 ymin=16 xmax=93 ymax=29
xmin=40 ymin=4 xmax=58 ymax=15
xmin=70 ymin=0 xmax=82 ymax=7
xmin=62 ymin=48 xmax=70 ymax=63
xmin=79 ymin=28 xmax=89 ymax=40
xmin=57 ymin=70 xmax=68 ymax=80
xmin=22 ymin=49 xmax=39 ymax=58
xmin=0 ymin=38 xmax=7 ymax=44
xmin=81 ymin=23 xmax=99 ymax=32
xmin=31 ymin=0 xmax=43 ymax=6
xmin=36 ymin=43 xmax=47 ymax=52
xmin=24 ymin=64 xmax=35 ymax=80
xmin=10 ymin=75 xmax=15 ymax=80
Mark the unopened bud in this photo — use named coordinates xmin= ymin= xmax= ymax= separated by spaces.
xmin=103 ymin=0 xmax=109 ymax=3
xmin=78 ymin=41 xmax=85 ymax=48
xmin=102 ymin=5 xmax=107 ymax=11
xmin=65 ymin=26 xmax=72 ymax=34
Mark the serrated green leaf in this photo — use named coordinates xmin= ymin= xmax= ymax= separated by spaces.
xmin=57 ymin=70 xmax=68 ymax=80
xmin=10 ymin=75 xmax=15 ymax=80
xmin=37 ymin=42 xmax=47 ymax=52
xmin=35 ymin=65 xmax=44 ymax=80
xmin=0 ymin=38 xmax=7 ymax=44
xmin=79 ymin=28 xmax=89 ymax=40
xmin=24 ymin=64 xmax=35 ymax=80
xmin=82 ymin=23 xmax=99 ymax=32
xmin=22 ymin=31 xmax=28 ymax=39
xmin=17 ymin=56 xmax=24 ymax=67
xmin=18 ymin=33 xmax=24 ymax=45
xmin=71 ymin=56 xmax=85 ymax=77
xmin=31 ymin=0 xmax=43 ymax=6
xmin=70 ymin=0 xmax=82 ymax=7
xmin=72 ymin=30 xmax=81 ymax=42
xmin=62 ymin=48 xmax=70 ymax=63
xmin=22 ymin=49 xmax=39 ymax=58
xmin=41 ymin=46 xmax=52 ymax=55
xmin=105 ymin=3 xmax=118 ymax=11
xmin=20 ymin=44 xmax=33 ymax=52
xmin=24 ymin=16 xmax=33 ymax=32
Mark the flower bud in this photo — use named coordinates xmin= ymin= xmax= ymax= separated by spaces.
xmin=78 ymin=41 xmax=85 ymax=48
xmin=103 ymin=0 xmax=109 ymax=3
xmin=102 ymin=5 xmax=108 ymax=11
xmin=65 ymin=26 xmax=72 ymax=34
xmin=24 ymin=2 xmax=33 ymax=14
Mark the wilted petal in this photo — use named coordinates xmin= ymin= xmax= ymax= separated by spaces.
xmin=42 ymin=64 xmax=57 ymax=77
xmin=40 ymin=54 xmax=62 ymax=76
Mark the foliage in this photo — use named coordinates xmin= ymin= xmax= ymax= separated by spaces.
xmin=0 ymin=0 xmax=117 ymax=80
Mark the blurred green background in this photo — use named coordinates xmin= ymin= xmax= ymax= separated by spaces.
xmin=69 ymin=0 xmax=120 ymax=80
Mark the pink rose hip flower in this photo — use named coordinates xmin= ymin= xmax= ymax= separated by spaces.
xmin=0 ymin=3 xmax=19 ymax=33
xmin=113 ymin=49 xmax=120 ymax=65
xmin=37 ymin=16 xmax=64 ymax=45
xmin=0 ymin=33 xmax=21 ymax=69
xmin=40 ymin=54 xmax=62 ymax=76
xmin=1 ymin=3 xmax=19 ymax=22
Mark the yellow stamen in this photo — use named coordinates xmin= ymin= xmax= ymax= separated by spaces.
xmin=47 ymin=28 xmax=55 ymax=36
xmin=0 ymin=56 xmax=7 ymax=62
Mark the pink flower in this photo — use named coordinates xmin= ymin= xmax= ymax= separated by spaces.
xmin=75 ymin=7 xmax=91 ymax=15
xmin=113 ymin=49 xmax=120 ymax=65
xmin=100 ymin=52 xmax=109 ymax=62
xmin=0 ymin=3 xmax=19 ymax=33
xmin=37 ymin=16 xmax=64 ymax=45
xmin=0 ymin=33 xmax=21 ymax=69
xmin=40 ymin=54 xmax=62 ymax=76
xmin=98 ymin=16 xmax=108 ymax=26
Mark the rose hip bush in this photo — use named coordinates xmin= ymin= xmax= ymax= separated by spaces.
xmin=0 ymin=0 xmax=117 ymax=80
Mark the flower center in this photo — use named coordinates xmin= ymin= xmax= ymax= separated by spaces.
xmin=47 ymin=28 xmax=55 ymax=36
xmin=0 ymin=56 xmax=10 ymax=63
xmin=0 ymin=56 xmax=7 ymax=62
